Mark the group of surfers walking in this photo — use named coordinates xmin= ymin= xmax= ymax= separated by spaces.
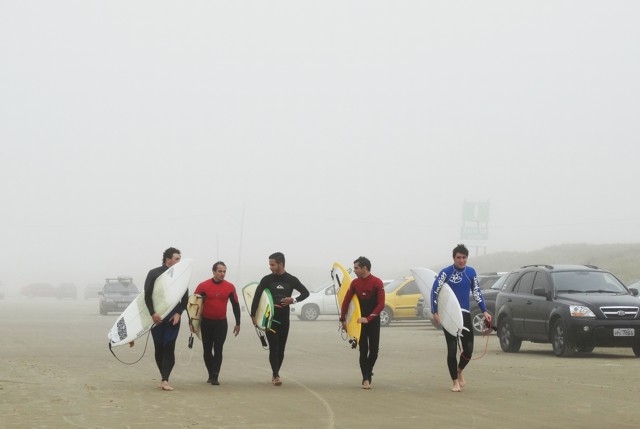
xmin=144 ymin=244 xmax=490 ymax=393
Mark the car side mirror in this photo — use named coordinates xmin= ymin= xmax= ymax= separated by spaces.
xmin=533 ymin=288 xmax=550 ymax=300
xmin=629 ymin=287 xmax=639 ymax=296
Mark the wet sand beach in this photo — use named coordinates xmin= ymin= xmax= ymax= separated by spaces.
xmin=1 ymin=298 xmax=638 ymax=429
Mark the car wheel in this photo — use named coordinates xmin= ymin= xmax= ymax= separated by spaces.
xmin=379 ymin=307 xmax=392 ymax=327
xmin=498 ymin=317 xmax=521 ymax=353
xmin=551 ymin=319 xmax=575 ymax=357
xmin=300 ymin=304 xmax=319 ymax=321
xmin=576 ymin=343 xmax=595 ymax=353
xmin=632 ymin=342 xmax=640 ymax=357
xmin=471 ymin=309 xmax=492 ymax=335
xmin=100 ymin=305 xmax=107 ymax=316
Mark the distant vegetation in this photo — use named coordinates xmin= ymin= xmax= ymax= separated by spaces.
xmin=471 ymin=243 xmax=640 ymax=285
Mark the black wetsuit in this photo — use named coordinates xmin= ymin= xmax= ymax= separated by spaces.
xmin=250 ymin=272 xmax=309 ymax=378
xmin=444 ymin=312 xmax=474 ymax=379
xmin=144 ymin=265 xmax=188 ymax=382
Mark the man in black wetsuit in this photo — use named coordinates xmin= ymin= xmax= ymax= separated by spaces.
xmin=250 ymin=252 xmax=309 ymax=386
xmin=144 ymin=247 xmax=188 ymax=391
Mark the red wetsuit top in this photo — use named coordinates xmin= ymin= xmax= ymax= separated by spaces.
xmin=194 ymin=279 xmax=241 ymax=325
xmin=340 ymin=274 xmax=385 ymax=323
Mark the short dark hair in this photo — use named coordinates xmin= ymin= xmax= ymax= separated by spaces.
xmin=452 ymin=244 xmax=469 ymax=258
xmin=163 ymin=247 xmax=181 ymax=264
xmin=212 ymin=261 xmax=226 ymax=271
xmin=269 ymin=252 xmax=285 ymax=266
xmin=353 ymin=256 xmax=371 ymax=271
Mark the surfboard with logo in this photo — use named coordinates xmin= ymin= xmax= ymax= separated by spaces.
xmin=108 ymin=258 xmax=193 ymax=347
xmin=242 ymin=281 xmax=274 ymax=332
xmin=242 ymin=281 xmax=273 ymax=350
xmin=434 ymin=280 xmax=465 ymax=337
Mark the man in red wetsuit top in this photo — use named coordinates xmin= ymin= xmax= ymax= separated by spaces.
xmin=193 ymin=261 xmax=241 ymax=386
xmin=340 ymin=256 xmax=385 ymax=389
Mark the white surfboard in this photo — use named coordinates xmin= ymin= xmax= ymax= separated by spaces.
xmin=242 ymin=281 xmax=274 ymax=332
xmin=410 ymin=267 xmax=438 ymax=302
xmin=436 ymin=282 xmax=465 ymax=337
xmin=108 ymin=258 xmax=193 ymax=347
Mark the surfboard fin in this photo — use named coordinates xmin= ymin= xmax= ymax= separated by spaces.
xmin=256 ymin=329 xmax=269 ymax=349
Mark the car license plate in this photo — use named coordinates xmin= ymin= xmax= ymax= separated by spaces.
xmin=614 ymin=328 xmax=634 ymax=337
xmin=118 ymin=303 xmax=128 ymax=309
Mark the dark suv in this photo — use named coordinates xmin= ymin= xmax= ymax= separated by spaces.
xmin=495 ymin=265 xmax=640 ymax=357
xmin=98 ymin=277 xmax=139 ymax=315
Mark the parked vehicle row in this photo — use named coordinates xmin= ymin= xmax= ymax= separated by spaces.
xmin=20 ymin=282 xmax=78 ymax=299
xmin=290 ymin=278 xmax=426 ymax=326
xmin=18 ymin=263 xmax=640 ymax=360
xmin=292 ymin=271 xmax=509 ymax=328
xmin=14 ymin=281 xmax=134 ymax=302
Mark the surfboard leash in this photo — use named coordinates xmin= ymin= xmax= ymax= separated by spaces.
xmin=108 ymin=330 xmax=151 ymax=365
xmin=338 ymin=323 xmax=348 ymax=341
xmin=459 ymin=322 xmax=492 ymax=362
xmin=177 ymin=333 xmax=197 ymax=366
xmin=255 ymin=327 xmax=269 ymax=350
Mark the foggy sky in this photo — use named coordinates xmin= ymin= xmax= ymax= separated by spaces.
xmin=1 ymin=1 xmax=639 ymax=290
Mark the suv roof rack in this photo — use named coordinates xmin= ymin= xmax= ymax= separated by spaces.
xmin=520 ymin=264 xmax=602 ymax=271
xmin=105 ymin=276 xmax=133 ymax=283
xmin=520 ymin=264 xmax=554 ymax=269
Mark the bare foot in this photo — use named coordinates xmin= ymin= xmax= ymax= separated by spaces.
xmin=160 ymin=381 xmax=174 ymax=391
xmin=272 ymin=377 xmax=282 ymax=386
xmin=362 ymin=380 xmax=371 ymax=390
xmin=457 ymin=370 xmax=466 ymax=388
xmin=451 ymin=380 xmax=462 ymax=392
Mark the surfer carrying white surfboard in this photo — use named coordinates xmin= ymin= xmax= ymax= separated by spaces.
xmin=431 ymin=244 xmax=492 ymax=392
xmin=340 ymin=256 xmax=385 ymax=390
xmin=193 ymin=261 xmax=241 ymax=386
xmin=250 ymin=252 xmax=309 ymax=386
xmin=144 ymin=247 xmax=189 ymax=391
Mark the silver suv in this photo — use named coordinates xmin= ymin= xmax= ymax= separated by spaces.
xmin=98 ymin=277 xmax=139 ymax=315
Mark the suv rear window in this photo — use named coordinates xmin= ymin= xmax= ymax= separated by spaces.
xmin=104 ymin=283 xmax=139 ymax=294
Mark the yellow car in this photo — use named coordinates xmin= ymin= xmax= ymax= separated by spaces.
xmin=380 ymin=276 xmax=422 ymax=327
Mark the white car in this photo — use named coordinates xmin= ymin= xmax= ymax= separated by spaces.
xmin=290 ymin=278 xmax=393 ymax=321
xmin=290 ymin=281 xmax=339 ymax=321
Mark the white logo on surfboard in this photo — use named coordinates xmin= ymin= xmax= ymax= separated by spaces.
xmin=411 ymin=267 xmax=466 ymax=337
